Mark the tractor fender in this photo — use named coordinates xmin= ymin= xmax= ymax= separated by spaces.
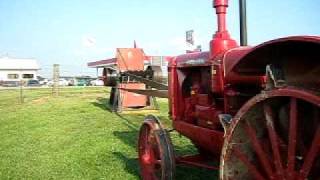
xmin=223 ymin=36 xmax=320 ymax=89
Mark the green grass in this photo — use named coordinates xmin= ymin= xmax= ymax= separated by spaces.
xmin=0 ymin=87 xmax=217 ymax=179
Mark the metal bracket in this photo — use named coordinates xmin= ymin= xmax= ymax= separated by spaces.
xmin=266 ymin=64 xmax=286 ymax=90
xmin=219 ymin=114 xmax=233 ymax=135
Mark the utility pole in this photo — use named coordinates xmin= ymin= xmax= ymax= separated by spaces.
xmin=18 ymin=67 xmax=24 ymax=104
xmin=52 ymin=64 xmax=60 ymax=96
xmin=19 ymin=75 xmax=24 ymax=103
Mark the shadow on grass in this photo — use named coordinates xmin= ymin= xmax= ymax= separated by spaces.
xmin=113 ymin=130 xmax=138 ymax=149
xmin=112 ymin=151 xmax=218 ymax=180
xmin=93 ymin=96 xmax=142 ymax=133
xmin=93 ymin=96 xmax=218 ymax=179
xmin=114 ymin=113 xmax=143 ymax=131
xmin=113 ymin=130 xmax=218 ymax=180
xmin=92 ymin=97 xmax=111 ymax=111
xmin=98 ymin=100 xmax=145 ymax=130
xmin=112 ymin=152 xmax=140 ymax=179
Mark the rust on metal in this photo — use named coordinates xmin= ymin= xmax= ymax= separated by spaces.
xmin=263 ymin=103 xmax=285 ymax=179
xmin=287 ymin=98 xmax=297 ymax=179
xmin=221 ymin=87 xmax=320 ymax=179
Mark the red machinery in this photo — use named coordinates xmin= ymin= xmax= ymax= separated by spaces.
xmin=137 ymin=0 xmax=320 ymax=179
xmin=88 ymin=47 xmax=170 ymax=112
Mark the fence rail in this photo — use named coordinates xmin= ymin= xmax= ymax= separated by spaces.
xmin=0 ymin=86 xmax=109 ymax=106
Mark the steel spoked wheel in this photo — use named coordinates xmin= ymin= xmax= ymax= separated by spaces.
xmin=221 ymin=88 xmax=320 ymax=180
xmin=138 ymin=115 xmax=175 ymax=180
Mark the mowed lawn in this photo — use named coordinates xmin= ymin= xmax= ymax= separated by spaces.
xmin=0 ymin=87 xmax=217 ymax=179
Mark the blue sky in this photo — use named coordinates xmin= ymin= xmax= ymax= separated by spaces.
xmin=0 ymin=0 xmax=319 ymax=78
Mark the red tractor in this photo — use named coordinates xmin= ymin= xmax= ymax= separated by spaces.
xmin=137 ymin=0 xmax=320 ymax=179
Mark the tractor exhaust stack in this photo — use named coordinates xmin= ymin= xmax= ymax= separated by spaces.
xmin=214 ymin=0 xmax=227 ymax=32
xmin=239 ymin=0 xmax=248 ymax=46
xmin=210 ymin=0 xmax=237 ymax=59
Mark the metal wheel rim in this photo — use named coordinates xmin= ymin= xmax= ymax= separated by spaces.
xmin=138 ymin=124 xmax=163 ymax=180
xmin=138 ymin=116 xmax=175 ymax=180
xmin=221 ymin=87 xmax=320 ymax=180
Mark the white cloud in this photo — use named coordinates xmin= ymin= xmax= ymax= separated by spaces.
xmin=82 ymin=35 xmax=96 ymax=48
xmin=74 ymin=34 xmax=114 ymax=58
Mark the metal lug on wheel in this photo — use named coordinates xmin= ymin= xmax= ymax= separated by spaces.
xmin=219 ymin=114 xmax=233 ymax=134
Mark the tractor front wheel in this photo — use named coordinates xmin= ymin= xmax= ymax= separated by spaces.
xmin=220 ymin=87 xmax=320 ymax=180
xmin=138 ymin=115 xmax=175 ymax=180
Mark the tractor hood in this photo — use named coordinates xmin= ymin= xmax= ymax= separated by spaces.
xmin=173 ymin=52 xmax=211 ymax=68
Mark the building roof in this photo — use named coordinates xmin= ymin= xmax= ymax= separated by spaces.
xmin=88 ymin=56 xmax=172 ymax=68
xmin=87 ymin=58 xmax=117 ymax=68
xmin=0 ymin=56 xmax=40 ymax=70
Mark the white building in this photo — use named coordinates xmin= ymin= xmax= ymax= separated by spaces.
xmin=0 ymin=56 xmax=40 ymax=82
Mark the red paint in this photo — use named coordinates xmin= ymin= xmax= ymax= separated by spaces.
xmin=287 ymin=98 xmax=297 ymax=179
xmin=118 ymin=83 xmax=147 ymax=108
xmin=243 ymin=122 xmax=274 ymax=178
xmin=173 ymin=121 xmax=224 ymax=156
xmin=210 ymin=0 xmax=238 ymax=59
xmin=88 ymin=47 xmax=170 ymax=111
xmin=299 ymin=125 xmax=320 ymax=178
xmin=176 ymin=155 xmax=219 ymax=170
xmin=168 ymin=57 xmax=179 ymax=121
xmin=138 ymin=0 xmax=320 ymax=178
xmin=174 ymin=51 xmax=210 ymax=67
xmin=116 ymin=48 xmax=145 ymax=71
xmin=221 ymin=87 xmax=320 ymax=179
xmin=264 ymin=104 xmax=285 ymax=179
xmin=87 ymin=58 xmax=117 ymax=68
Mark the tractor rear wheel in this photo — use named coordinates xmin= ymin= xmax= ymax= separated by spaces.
xmin=220 ymin=87 xmax=320 ymax=180
xmin=138 ymin=115 xmax=175 ymax=180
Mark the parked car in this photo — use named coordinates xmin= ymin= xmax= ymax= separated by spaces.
xmin=90 ymin=79 xmax=104 ymax=86
xmin=77 ymin=79 xmax=90 ymax=86
xmin=47 ymin=79 xmax=69 ymax=86
xmin=67 ymin=79 xmax=75 ymax=86
xmin=27 ymin=80 xmax=41 ymax=87
xmin=39 ymin=79 xmax=48 ymax=85
xmin=47 ymin=80 xmax=53 ymax=86
xmin=59 ymin=79 xmax=69 ymax=86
